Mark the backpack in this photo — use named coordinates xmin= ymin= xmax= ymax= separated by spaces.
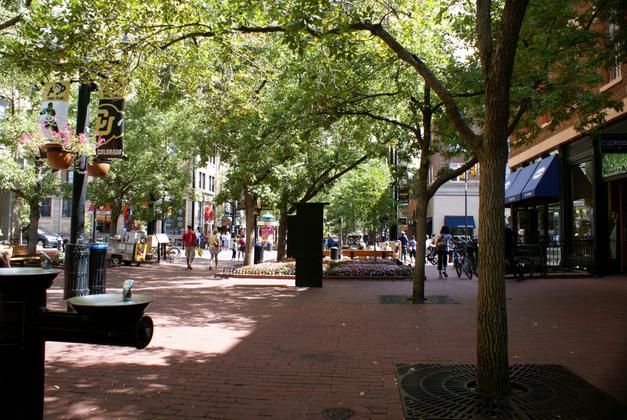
xmin=436 ymin=235 xmax=446 ymax=250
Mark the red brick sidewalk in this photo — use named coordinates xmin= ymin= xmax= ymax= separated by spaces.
xmin=42 ymin=254 xmax=627 ymax=419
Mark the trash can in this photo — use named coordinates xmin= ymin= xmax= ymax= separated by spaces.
xmin=63 ymin=243 xmax=90 ymax=299
xmin=88 ymin=243 xmax=108 ymax=295
xmin=330 ymin=246 xmax=339 ymax=260
xmin=254 ymin=244 xmax=264 ymax=264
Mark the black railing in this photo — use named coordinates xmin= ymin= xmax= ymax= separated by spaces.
xmin=457 ymin=238 xmax=594 ymax=277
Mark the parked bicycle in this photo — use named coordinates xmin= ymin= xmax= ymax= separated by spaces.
xmin=149 ymin=244 xmax=181 ymax=262
xmin=426 ymin=246 xmax=438 ymax=265
xmin=506 ymin=252 xmax=534 ymax=280
xmin=452 ymin=241 xmax=474 ymax=279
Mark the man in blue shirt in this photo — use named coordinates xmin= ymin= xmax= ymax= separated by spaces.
xmin=399 ymin=231 xmax=409 ymax=263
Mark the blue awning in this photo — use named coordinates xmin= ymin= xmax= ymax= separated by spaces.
xmin=520 ymin=155 xmax=560 ymax=200
xmin=504 ymin=169 xmax=521 ymax=195
xmin=444 ymin=215 xmax=475 ymax=228
xmin=505 ymin=162 xmax=540 ymax=204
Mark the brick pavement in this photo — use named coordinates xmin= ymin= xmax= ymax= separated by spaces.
xmin=42 ymin=250 xmax=627 ymax=419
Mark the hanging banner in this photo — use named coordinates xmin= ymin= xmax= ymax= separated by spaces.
xmin=38 ymin=82 xmax=71 ymax=139
xmin=94 ymin=82 xmax=125 ymax=159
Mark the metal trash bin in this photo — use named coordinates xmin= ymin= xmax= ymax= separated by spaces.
xmin=330 ymin=246 xmax=340 ymax=260
xmin=88 ymin=243 xmax=108 ymax=294
xmin=64 ymin=243 xmax=90 ymax=299
xmin=254 ymin=244 xmax=264 ymax=264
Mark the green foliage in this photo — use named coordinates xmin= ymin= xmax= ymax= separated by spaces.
xmin=321 ymin=159 xmax=394 ymax=234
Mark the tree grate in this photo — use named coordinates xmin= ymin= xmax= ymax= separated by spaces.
xmin=321 ymin=407 xmax=356 ymax=419
xmin=379 ymin=295 xmax=458 ymax=304
xmin=394 ymin=364 xmax=627 ymax=419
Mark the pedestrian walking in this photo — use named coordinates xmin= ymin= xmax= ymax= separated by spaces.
xmin=208 ymin=229 xmax=221 ymax=270
xmin=408 ymin=236 xmax=417 ymax=264
xmin=231 ymin=236 xmax=237 ymax=261
xmin=237 ymin=235 xmax=246 ymax=261
xmin=399 ymin=231 xmax=409 ymax=263
xmin=436 ymin=225 xmax=452 ymax=278
xmin=182 ymin=225 xmax=197 ymax=270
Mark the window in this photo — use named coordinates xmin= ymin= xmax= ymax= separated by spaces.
xmin=208 ymin=175 xmax=215 ymax=192
xmin=62 ymin=198 xmax=72 ymax=217
xmin=608 ymin=23 xmax=622 ymax=82
xmin=40 ymin=198 xmax=52 ymax=217
xmin=199 ymin=173 xmax=206 ymax=190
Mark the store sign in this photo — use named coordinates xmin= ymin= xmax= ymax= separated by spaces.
xmin=600 ymin=135 xmax=627 ymax=179
xmin=94 ymin=83 xmax=125 ymax=159
xmin=600 ymin=135 xmax=627 ymax=153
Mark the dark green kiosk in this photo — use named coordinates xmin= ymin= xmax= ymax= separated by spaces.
xmin=287 ymin=202 xmax=327 ymax=287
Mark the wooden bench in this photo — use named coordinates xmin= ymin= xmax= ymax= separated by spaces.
xmin=8 ymin=245 xmax=42 ymax=266
xmin=323 ymin=249 xmax=396 ymax=259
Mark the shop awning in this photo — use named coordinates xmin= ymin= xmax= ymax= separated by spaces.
xmin=444 ymin=215 xmax=475 ymax=228
xmin=520 ymin=155 xmax=560 ymax=200
xmin=505 ymin=162 xmax=540 ymax=204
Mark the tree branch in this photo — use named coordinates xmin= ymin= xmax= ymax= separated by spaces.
xmin=0 ymin=0 xmax=31 ymax=31
xmin=288 ymin=153 xmax=370 ymax=213
xmin=339 ymin=109 xmax=418 ymax=134
xmin=426 ymin=157 xmax=478 ymax=198
xmin=507 ymin=97 xmax=532 ymax=137
xmin=476 ymin=0 xmax=494 ymax=78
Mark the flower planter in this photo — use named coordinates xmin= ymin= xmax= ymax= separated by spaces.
xmin=45 ymin=144 xmax=75 ymax=170
xmin=87 ymin=161 xmax=110 ymax=177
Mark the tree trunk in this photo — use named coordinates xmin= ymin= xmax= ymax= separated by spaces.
xmin=110 ymin=204 xmax=122 ymax=237
xmin=277 ymin=210 xmax=288 ymax=261
xmin=27 ymin=200 xmax=40 ymax=256
xmin=411 ymin=160 xmax=430 ymax=303
xmin=11 ymin=196 xmax=23 ymax=244
xmin=475 ymin=132 xmax=510 ymax=396
xmin=243 ymin=190 xmax=256 ymax=266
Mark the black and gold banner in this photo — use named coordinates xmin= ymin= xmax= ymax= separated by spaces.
xmin=94 ymin=83 xmax=125 ymax=159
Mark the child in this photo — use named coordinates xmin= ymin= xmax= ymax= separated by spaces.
xmin=231 ymin=236 xmax=238 ymax=261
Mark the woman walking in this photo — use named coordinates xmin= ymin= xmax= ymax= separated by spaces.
xmin=435 ymin=225 xmax=452 ymax=278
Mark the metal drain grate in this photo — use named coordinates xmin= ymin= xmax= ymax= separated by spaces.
xmin=394 ymin=364 xmax=627 ymax=419
xmin=379 ymin=295 xmax=458 ymax=304
xmin=321 ymin=407 xmax=356 ymax=419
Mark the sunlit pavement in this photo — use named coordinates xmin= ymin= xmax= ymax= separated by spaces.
xmin=42 ymin=251 xmax=627 ymax=419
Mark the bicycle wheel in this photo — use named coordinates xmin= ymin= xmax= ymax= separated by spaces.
xmin=462 ymin=258 xmax=474 ymax=279
xmin=455 ymin=259 xmax=462 ymax=277
xmin=168 ymin=246 xmax=181 ymax=260
xmin=515 ymin=257 xmax=534 ymax=280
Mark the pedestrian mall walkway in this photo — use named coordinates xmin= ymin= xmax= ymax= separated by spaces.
xmin=43 ymin=250 xmax=627 ymax=418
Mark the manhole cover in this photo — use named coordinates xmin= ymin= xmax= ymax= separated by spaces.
xmin=379 ymin=295 xmax=458 ymax=304
xmin=394 ymin=364 xmax=627 ymax=419
xmin=321 ymin=407 xmax=356 ymax=419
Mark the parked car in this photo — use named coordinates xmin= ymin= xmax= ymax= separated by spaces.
xmin=37 ymin=227 xmax=63 ymax=248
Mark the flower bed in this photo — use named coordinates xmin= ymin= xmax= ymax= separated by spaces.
xmin=228 ymin=261 xmax=296 ymax=276
xmin=227 ymin=259 xmax=412 ymax=278
xmin=324 ymin=259 xmax=413 ymax=277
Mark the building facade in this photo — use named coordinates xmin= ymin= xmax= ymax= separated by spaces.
xmin=508 ymin=60 xmax=625 ymax=274
xmin=407 ymin=154 xmax=480 ymax=239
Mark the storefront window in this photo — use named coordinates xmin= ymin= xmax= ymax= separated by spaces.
xmin=547 ymin=204 xmax=560 ymax=242
xmin=569 ymin=161 xmax=594 ymax=270
xmin=571 ymin=161 xmax=594 ymax=239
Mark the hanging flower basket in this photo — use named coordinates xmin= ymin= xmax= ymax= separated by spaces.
xmin=45 ymin=143 xmax=75 ymax=170
xmin=87 ymin=160 xmax=110 ymax=177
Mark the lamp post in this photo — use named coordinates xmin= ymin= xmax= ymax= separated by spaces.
xmin=464 ymin=169 xmax=468 ymax=240
xmin=65 ymin=82 xmax=97 ymax=300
